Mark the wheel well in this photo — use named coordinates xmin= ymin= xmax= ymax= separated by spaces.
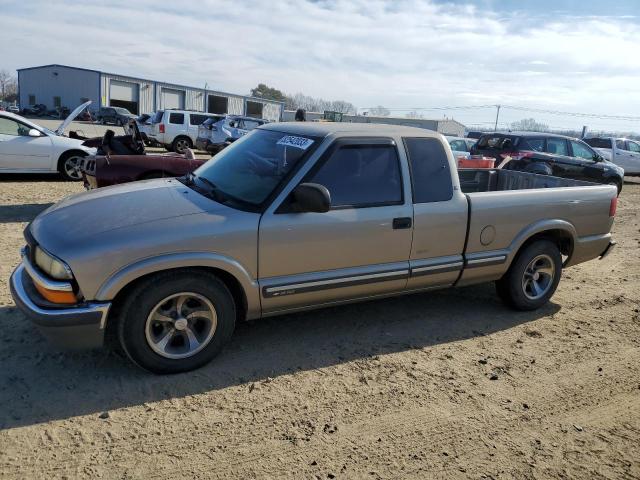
xmin=106 ymin=266 xmax=248 ymax=332
xmin=173 ymin=135 xmax=192 ymax=145
xmin=519 ymin=229 xmax=574 ymax=258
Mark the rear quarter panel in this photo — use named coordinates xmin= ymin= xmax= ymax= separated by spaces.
xmin=458 ymin=185 xmax=615 ymax=285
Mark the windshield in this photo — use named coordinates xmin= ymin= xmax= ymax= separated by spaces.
xmin=191 ymin=129 xmax=318 ymax=207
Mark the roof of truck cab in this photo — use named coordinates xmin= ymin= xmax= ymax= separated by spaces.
xmin=259 ymin=121 xmax=441 ymax=137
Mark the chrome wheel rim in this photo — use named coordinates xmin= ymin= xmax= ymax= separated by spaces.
xmin=521 ymin=254 xmax=555 ymax=300
xmin=64 ymin=156 xmax=84 ymax=180
xmin=145 ymin=292 xmax=217 ymax=359
xmin=175 ymin=139 xmax=189 ymax=152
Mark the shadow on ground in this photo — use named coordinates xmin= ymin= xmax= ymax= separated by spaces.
xmin=0 ymin=283 xmax=560 ymax=429
xmin=0 ymin=203 xmax=53 ymax=223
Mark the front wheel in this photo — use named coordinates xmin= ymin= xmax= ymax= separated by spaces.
xmin=117 ymin=270 xmax=236 ymax=374
xmin=58 ymin=151 xmax=88 ymax=181
xmin=495 ymin=240 xmax=562 ymax=311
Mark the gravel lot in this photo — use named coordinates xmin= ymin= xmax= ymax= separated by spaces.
xmin=0 ymin=168 xmax=639 ymax=479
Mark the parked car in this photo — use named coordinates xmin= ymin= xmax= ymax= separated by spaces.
xmin=466 ymin=131 xmax=484 ymax=139
xmin=446 ymin=136 xmax=476 ymax=159
xmin=96 ymin=107 xmax=137 ymax=126
xmin=470 ymin=132 xmax=625 ymax=193
xmin=148 ymin=110 xmax=226 ymax=154
xmin=135 ymin=113 xmax=155 ymax=146
xmin=7 ymin=105 xmax=20 ymax=114
xmin=10 ymin=123 xmax=617 ymax=373
xmin=584 ymin=137 xmax=640 ymax=176
xmin=22 ymin=104 xmax=47 ymax=116
xmin=0 ymin=101 xmax=95 ymax=180
xmin=81 ymin=123 xmax=205 ymax=189
xmin=196 ymin=115 xmax=267 ymax=153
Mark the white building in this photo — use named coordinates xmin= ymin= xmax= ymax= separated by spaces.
xmin=17 ymin=64 xmax=284 ymax=121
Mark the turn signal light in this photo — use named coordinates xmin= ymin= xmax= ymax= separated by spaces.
xmin=609 ymin=197 xmax=617 ymax=217
xmin=34 ymin=283 xmax=77 ymax=304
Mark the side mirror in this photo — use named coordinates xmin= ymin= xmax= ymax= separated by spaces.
xmin=28 ymin=129 xmax=42 ymax=137
xmin=291 ymin=183 xmax=331 ymax=213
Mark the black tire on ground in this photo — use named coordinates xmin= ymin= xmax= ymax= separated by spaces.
xmin=58 ymin=151 xmax=88 ymax=181
xmin=495 ymin=239 xmax=562 ymax=311
xmin=117 ymin=270 xmax=236 ymax=374
xmin=171 ymin=136 xmax=193 ymax=154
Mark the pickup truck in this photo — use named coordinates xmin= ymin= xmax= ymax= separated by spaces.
xmin=584 ymin=137 xmax=640 ymax=176
xmin=10 ymin=123 xmax=618 ymax=374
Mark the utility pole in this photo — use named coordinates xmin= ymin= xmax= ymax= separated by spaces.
xmin=494 ymin=104 xmax=501 ymax=131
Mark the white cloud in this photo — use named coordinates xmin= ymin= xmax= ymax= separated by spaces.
xmin=2 ymin=0 xmax=639 ymax=130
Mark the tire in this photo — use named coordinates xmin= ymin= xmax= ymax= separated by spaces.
xmin=58 ymin=151 xmax=88 ymax=181
xmin=495 ymin=240 xmax=562 ymax=311
xmin=117 ymin=270 xmax=236 ymax=374
xmin=172 ymin=136 xmax=192 ymax=154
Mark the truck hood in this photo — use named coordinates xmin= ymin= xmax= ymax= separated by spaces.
xmin=30 ymin=178 xmax=206 ymax=248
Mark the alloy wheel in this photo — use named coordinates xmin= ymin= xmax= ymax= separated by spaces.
xmin=521 ymin=254 xmax=555 ymax=300
xmin=144 ymin=292 xmax=218 ymax=359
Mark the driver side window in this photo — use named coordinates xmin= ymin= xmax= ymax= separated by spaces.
xmin=0 ymin=118 xmax=26 ymax=136
xmin=308 ymin=143 xmax=403 ymax=209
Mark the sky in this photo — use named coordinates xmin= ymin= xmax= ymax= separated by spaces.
xmin=1 ymin=0 xmax=639 ymax=132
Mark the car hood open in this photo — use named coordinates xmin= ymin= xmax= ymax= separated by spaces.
xmin=55 ymin=100 xmax=93 ymax=135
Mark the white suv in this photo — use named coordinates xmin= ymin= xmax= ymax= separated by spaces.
xmin=148 ymin=110 xmax=222 ymax=153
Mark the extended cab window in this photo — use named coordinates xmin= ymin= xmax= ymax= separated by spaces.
xmin=309 ymin=144 xmax=402 ymax=208
xmin=169 ymin=113 xmax=184 ymax=124
xmin=476 ymin=135 xmax=518 ymax=151
xmin=404 ymin=137 xmax=453 ymax=203
xmin=570 ymin=140 xmax=596 ymax=160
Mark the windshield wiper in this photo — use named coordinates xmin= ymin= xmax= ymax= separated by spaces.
xmin=190 ymin=173 xmax=228 ymax=203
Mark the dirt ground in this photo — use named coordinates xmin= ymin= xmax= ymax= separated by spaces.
xmin=0 ymin=173 xmax=639 ymax=480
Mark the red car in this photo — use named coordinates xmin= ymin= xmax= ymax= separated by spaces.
xmin=81 ymin=124 xmax=206 ymax=189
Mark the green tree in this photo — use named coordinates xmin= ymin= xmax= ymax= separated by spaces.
xmin=250 ymin=83 xmax=286 ymax=102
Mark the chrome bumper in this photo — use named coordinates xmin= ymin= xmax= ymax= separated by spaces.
xmin=10 ymin=263 xmax=111 ymax=349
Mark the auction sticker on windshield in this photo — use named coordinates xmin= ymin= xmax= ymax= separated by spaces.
xmin=277 ymin=136 xmax=314 ymax=150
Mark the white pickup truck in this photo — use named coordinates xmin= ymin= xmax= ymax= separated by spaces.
xmin=584 ymin=137 xmax=640 ymax=175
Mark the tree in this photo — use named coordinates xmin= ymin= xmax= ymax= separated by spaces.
xmin=510 ymin=118 xmax=549 ymax=132
xmin=284 ymin=92 xmax=356 ymax=114
xmin=368 ymin=105 xmax=390 ymax=116
xmin=405 ymin=111 xmax=424 ymax=119
xmin=0 ymin=70 xmax=17 ymax=103
xmin=249 ymin=83 xmax=286 ymax=102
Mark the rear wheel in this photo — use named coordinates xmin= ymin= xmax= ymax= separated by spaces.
xmin=172 ymin=136 xmax=192 ymax=154
xmin=117 ymin=270 xmax=236 ymax=374
xmin=58 ymin=151 xmax=88 ymax=181
xmin=495 ymin=240 xmax=562 ymax=311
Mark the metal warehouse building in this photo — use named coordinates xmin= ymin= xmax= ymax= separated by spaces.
xmin=17 ymin=64 xmax=284 ymax=121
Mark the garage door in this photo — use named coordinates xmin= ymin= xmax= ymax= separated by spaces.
xmin=162 ymin=88 xmax=185 ymax=110
xmin=109 ymin=80 xmax=139 ymax=114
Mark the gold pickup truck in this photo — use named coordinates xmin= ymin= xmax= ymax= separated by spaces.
xmin=11 ymin=122 xmax=617 ymax=373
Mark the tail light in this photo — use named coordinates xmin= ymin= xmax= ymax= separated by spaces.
xmin=609 ymin=196 xmax=617 ymax=217
xmin=159 ymin=124 xmax=165 ymax=133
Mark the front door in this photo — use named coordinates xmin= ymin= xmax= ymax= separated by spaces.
xmin=259 ymin=138 xmax=413 ymax=314
xmin=0 ymin=117 xmax=52 ymax=171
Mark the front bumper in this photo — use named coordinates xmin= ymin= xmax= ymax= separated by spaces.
xmin=10 ymin=263 xmax=111 ymax=349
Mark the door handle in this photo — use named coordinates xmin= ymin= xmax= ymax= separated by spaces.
xmin=392 ymin=217 xmax=412 ymax=229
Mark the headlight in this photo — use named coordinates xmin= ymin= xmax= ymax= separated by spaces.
xmin=34 ymin=246 xmax=73 ymax=280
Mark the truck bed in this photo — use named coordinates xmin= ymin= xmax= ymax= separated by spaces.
xmin=458 ymin=169 xmax=594 ymax=193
